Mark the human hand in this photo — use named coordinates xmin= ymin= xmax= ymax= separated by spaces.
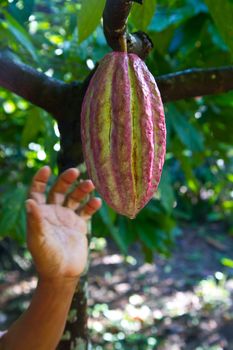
xmin=26 ymin=166 xmax=101 ymax=282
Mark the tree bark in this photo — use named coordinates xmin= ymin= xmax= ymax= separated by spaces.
xmin=156 ymin=66 xmax=233 ymax=102
xmin=57 ymin=277 xmax=89 ymax=350
xmin=2 ymin=49 xmax=233 ymax=113
xmin=0 ymin=49 xmax=67 ymax=120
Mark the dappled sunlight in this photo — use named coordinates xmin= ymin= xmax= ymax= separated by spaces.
xmin=86 ymin=225 xmax=233 ymax=349
xmin=163 ymin=291 xmax=201 ymax=317
xmin=0 ymin=277 xmax=37 ymax=305
xmin=102 ymin=254 xmax=124 ymax=265
xmin=196 ymin=275 xmax=231 ymax=310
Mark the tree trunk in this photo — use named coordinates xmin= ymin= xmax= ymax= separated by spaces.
xmin=58 ymin=275 xmax=90 ymax=350
xmin=56 ymin=101 xmax=91 ymax=348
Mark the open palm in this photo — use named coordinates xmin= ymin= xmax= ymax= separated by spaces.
xmin=26 ymin=167 xmax=101 ymax=281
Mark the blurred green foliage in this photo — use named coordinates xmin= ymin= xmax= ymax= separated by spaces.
xmin=0 ymin=0 xmax=232 ymax=261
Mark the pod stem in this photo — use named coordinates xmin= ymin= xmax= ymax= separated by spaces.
xmin=119 ymin=34 xmax=128 ymax=53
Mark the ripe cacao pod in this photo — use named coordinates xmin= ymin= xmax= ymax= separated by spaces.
xmin=81 ymin=52 xmax=166 ymax=219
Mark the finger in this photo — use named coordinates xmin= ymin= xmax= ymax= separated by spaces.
xmin=66 ymin=180 xmax=95 ymax=210
xmin=26 ymin=199 xmax=44 ymax=234
xmin=48 ymin=168 xmax=80 ymax=205
xmin=79 ymin=198 xmax=102 ymax=219
xmin=29 ymin=166 xmax=51 ymax=204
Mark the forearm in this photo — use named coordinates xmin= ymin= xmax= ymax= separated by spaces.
xmin=0 ymin=278 xmax=78 ymax=350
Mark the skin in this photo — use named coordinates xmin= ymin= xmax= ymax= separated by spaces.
xmin=0 ymin=166 xmax=102 ymax=350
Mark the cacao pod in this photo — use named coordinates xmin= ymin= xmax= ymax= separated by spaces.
xmin=81 ymin=52 xmax=166 ymax=219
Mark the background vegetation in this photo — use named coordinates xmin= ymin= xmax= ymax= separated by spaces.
xmin=0 ymin=0 xmax=232 ymax=259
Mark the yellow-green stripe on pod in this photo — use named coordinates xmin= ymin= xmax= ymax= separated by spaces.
xmin=81 ymin=52 xmax=166 ymax=219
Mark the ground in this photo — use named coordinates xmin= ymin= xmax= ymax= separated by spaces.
xmin=1 ymin=222 xmax=233 ymax=350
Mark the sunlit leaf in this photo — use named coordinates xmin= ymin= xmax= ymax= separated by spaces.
xmin=78 ymin=0 xmax=105 ymax=43
xmin=221 ymin=257 xmax=233 ymax=268
xmin=2 ymin=10 xmax=38 ymax=62
xmin=0 ymin=0 xmax=8 ymax=8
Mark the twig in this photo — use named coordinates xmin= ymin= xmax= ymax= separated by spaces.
xmin=103 ymin=0 xmax=153 ymax=59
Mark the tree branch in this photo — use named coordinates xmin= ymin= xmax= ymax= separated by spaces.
xmin=0 ymin=49 xmax=68 ymax=120
xmin=103 ymin=0 xmax=153 ymax=59
xmin=1 ymin=49 xmax=233 ymax=124
xmin=157 ymin=66 xmax=233 ymax=102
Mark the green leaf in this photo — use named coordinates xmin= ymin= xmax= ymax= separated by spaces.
xmin=204 ymin=0 xmax=233 ymax=54
xmin=169 ymin=105 xmax=204 ymax=152
xmin=0 ymin=187 xmax=27 ymax=240
xmin=144 ymin=201 xmax=163 ymax=215
xmin=221 ymin=257 xmax=233 ymax=268
xmin=0 ymin=0 xmax=8 ymax=8
xmin=99 ymin=203 xmax=127 ymax=254
xmin=14 ymin=204 xmax=27 ymax=242
xmin=159 ymin=168 xmax=175 ymax=213
xmin=149 ymin=0 xmax=207 ymax=32
xmin=136 ymin=221 xmax=170 ymax=256
xmin=142 ymin=245 xmax=154 ymax=263
xmin=137 ymin=223 xmax=158 ymax=250
xmin=78 ymin=0 xmax=106 ymax=43
xmin=130 ymin=0 xmax=156 ymax=30
xmin=40 ymin=112 xmax=59 ymax=168
xmin=117 ymin=216 xmax=136 ymax=248
xmin=9 ymin=0 xmax=35 ymax=24
xmin=2 ymin=10 xmax=38 ymax=62
xmin=21 ymin=109 xmax=43 ymax=147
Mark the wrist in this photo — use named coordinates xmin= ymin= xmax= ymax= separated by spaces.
xmin=38 ymin=276 xmax=79 ymax=292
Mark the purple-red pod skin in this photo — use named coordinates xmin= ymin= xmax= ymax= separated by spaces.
xmin=81 ymin=52 xmax=166 ymax=219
